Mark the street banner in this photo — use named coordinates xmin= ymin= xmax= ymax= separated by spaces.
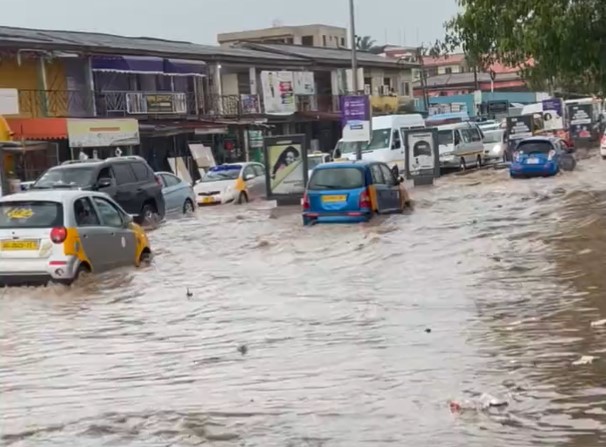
xmin=260 ymin=71 xmax=296 ymax=115
xmin=567 ymin=103 xmax=593 ymax=139
xmin=340 ymin=95 xmax=371 ymax=142
xmin=506 ymin=115 xmax=534 ymax=140
xmin=404 ymin=128 xmax=439 ymax=186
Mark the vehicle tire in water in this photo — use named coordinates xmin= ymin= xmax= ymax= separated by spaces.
xmin=237 ymin=192 xmax=248 ymax=204
xmin=476 ymin=155 xmax=483 ymax=167
xmin=138 ymin=249 xmax=152 ymax=266
xmin=183 ymin=199 xmax=194 ymax=214
xmin=559 ymin=155 xmax=576 ymax=172
xmin=140 ymin=202 xmax=158 ymax=225
xmin=459 ymin=158 xmax=467 ymax=170
xmin=60 ymin=263 xmax=90 ymax=286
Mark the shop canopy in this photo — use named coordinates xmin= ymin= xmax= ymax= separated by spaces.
xmin=91 ymin=55 xmax=207 ymax=76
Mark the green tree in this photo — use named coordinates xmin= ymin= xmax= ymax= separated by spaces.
xmin=438 ymin=0 xmax=606 ymax=94
xmin=355 ymin=35 xmax=378 ymax=52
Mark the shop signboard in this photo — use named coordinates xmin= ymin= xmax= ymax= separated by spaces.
xmin=260 ymin=71 xmax=296 ymax=115
xmin=506 ymin=115 xmax=534 ymax=140
xmin=67 ymin=118 xmax=140 ymax=148
xmin=541 ymin=98 xmax=564 ymax=131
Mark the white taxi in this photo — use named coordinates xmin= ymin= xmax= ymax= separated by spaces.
xmin=0 ymin=190 xmax=152 ymax=286
xmin=194 ymin=162 xmax=266 ymax=205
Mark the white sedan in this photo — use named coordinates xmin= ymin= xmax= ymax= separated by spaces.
xmin=194 ymin=162 xmax=266 ymax=206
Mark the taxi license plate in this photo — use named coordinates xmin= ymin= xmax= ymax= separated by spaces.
xmin=1 ymin=240 xmax=39 ymax=251
xmin=200 ymin=197 xmax=215 ymax=204
xmin=527 ymin=158 xmax=540 ymax=164
xmin=322 ymin=195 xmax=347 ymax=203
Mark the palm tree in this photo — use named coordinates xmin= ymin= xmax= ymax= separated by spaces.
xmin=355 ymin=35 xmax=377 ymax=51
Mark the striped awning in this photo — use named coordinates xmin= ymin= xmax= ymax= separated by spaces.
xmin=92 ymin=55 xmax=207 ymax=76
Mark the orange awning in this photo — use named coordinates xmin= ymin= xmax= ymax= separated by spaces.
xmin=5 ymin=118 xmax=68 ymax=141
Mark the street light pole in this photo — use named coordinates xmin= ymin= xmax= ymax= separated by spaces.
xmin=349 ymin=0 xmax=362 ymax=160
xmin=349 ymin=0 xmax=358 ymax=95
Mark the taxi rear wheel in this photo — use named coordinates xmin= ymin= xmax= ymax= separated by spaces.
xmin=138 ymin=249 xmax=153 ymax=266
xmin=237 ymin=191 xmax=248 ymax=204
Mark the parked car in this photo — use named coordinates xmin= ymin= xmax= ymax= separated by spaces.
xmin=31 ymin=156 xmax=165 ymax=225
xmin=482 ymin=129 xmax=507 ymax=163
xmin=155 ymin=171 xmax=196 ymax=215
xmin=0 ymin=189 xmax=152 ymax=286
xmin=302 ymin=160 xmax=412 ymax=225
xmin=510 ymin=136 xmax=576 ymax=178
xmin=307 ymin=151 xmax=331 ymax=180
xmin=194 ymin=162 xmax=266 ymax=206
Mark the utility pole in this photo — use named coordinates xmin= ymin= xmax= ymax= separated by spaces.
xmin=349 ymin=0 xmax=362 ymax=160
xmin=349 ymin=0 xmax=358 ymax=95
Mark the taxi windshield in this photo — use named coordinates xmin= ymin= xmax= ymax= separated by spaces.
xmin=201 ymin=165 xmax=241 ymax=182
xmin=33 ymin=166 xmax=95 ymax=189
xmin=0 ymin=201 xmax=64 ymax=228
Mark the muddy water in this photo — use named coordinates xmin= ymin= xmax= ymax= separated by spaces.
xmin=2 ymin=156 xmax=606 ymax=446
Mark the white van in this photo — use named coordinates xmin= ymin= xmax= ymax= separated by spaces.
xmin=332 ymin=139 xmax=368 ymax=160
xmin=437 ymin=122 xmax=485 ymax=169
xmin=338 ymin=114 xmax=425 ymax=172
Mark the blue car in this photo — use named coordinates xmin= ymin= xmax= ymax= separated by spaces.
xmin=155 ymin=171 xmax=196 ymax=215
xmin=509 ymin=136 xmax=574 ymax=178
xmin=302 ymin=160 xmax=412 ymax=225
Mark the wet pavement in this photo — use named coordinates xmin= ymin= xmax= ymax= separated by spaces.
xmin=2 ymin=153 xmax=606 ymax=446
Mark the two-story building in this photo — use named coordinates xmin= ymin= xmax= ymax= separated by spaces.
xmin=218 ymin=24 xmax=348 ymax=49
xmin=0 ymin=25 xmax=418 ymax=180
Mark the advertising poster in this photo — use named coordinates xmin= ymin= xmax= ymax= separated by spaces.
xmin=293 ymin=72 xmax=315 ymax=95
xmin=240 ymin=94 xmax=260 ymax=114
xmin=260 ymin=71 xmax=296 ymax=115
xmin=541 ymin=98 xmax=564 ymax=131
xmin=567 ymin=103 xmax=593 ymax=139
xmin=263 ymin=134 xmax=307 ymax=200
xmin=506 ymin=115 xmax=533 ymax=140
xmin=404 ymin=128 xmax=439 ymax=185
xmin=340 ymin=95 xmax=371 ymax=141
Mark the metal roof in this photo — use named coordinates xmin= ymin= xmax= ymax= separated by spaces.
xmin=241 ymin=43 xmax=418 ymax=69
xmin=0 ymin=26 xmax=309 ymax=65
xmin=414 ymin=71 xmax=521 ymax=88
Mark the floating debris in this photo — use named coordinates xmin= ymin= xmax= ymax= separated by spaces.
xmin=237 ymin=345 xmax=248 ymax=355
xmin=590 ymin=319 xmax=606 ymax=328
xmin=572 ymin=355 xmax=596 ymax=366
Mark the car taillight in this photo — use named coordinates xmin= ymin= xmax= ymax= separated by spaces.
xmin=359 ymin=189 xmax=371 ymax=209
xmin=302 ymin=192 xmax=310 ymax=210
xmin=50 ymin=227 xmax=67 ymax=244
xmin=548 ymin=150 xmax=556 ymax=160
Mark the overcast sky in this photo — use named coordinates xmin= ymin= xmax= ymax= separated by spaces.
xmin=2 ymin=0 xmax=458 ymax=47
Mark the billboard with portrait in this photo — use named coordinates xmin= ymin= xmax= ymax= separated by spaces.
xmin=263 ymin=134 xmax=308 ymax=201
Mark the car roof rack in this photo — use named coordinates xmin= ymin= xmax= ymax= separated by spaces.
xmin=105 ymin=155 xmax=147 ymax=162
xmin=60 ymin=159 xmax=104 ymax=166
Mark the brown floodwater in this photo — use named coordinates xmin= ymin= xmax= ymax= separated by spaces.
xmin=2 ymin=154 xmax=606 ymax=446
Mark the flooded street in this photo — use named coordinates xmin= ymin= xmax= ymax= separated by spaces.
xmin=3 ymin=155 xmax=606 ymax=446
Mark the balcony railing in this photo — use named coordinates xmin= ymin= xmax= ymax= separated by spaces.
xmin=17 ymin=90 xmax=345 ymax=119
xmin=19 ymin=90 xmax=95 ymax=118
xmin=95 ymin=91 xmax=198 ymax=117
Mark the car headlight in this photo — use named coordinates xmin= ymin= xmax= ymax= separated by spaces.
xmin=491 ymin=144 xmax=502 ymax=154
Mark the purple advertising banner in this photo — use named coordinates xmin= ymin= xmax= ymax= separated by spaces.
xmin=340 ymin=95 xmax=371 ymax=141
xmin=541 ymin=98 xmax=564 ymax=130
